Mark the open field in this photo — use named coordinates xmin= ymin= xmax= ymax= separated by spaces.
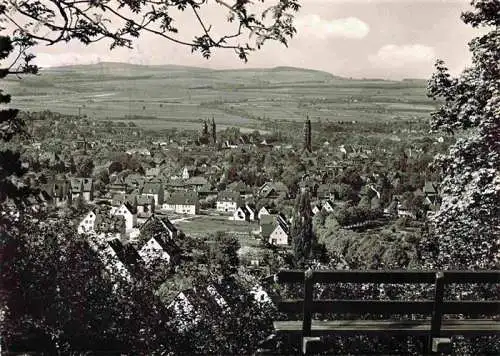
xmin=4 ymin=62 xmax=438 ymax=130
xmin=174 ymin=214 xmax=261 ymax=246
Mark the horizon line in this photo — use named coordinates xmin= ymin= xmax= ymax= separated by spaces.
xmin=38 ymin=61 xmax=430 ymax=82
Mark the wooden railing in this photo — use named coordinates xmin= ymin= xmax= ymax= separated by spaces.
xmin=265 ymin=269 xmax=499 ymax=355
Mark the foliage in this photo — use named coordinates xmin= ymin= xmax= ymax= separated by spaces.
xmin=0 ymin=36 xmax=32 ymax=210
xmin=75 ymin=156 xmax=94 ymax=178
xmin=333 ymin=205 xmax=383 ymax=227
xmin=1 ymin=212 xmax=174 ymax=354
xmin=424 ymin=0 xmax=499 ymax=270
xmin=291 ymin=189 xmax=314 ymax=267
xmin=1 ymin=0 xmax=299 ymax=70
xmin=173 ymin=276 xmax=277 ymax=355
xmin=208 ymin=231 xmax=241 ymax=277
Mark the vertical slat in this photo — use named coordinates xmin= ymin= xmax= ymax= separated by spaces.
xmin=429 ymin=272 xmax=445 ymax=354
xmin=302 ymin=269 xmax=314 ymax=354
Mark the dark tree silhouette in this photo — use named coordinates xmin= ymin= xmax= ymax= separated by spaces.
xmin=291 ymin=189 xmax=314 ymax=267
xmin=209 ymin=231 xmax=240 ymax=277
xmin=423 ymin=0 xmax=499 ymax=270
xmin=211 ymin=116 xmax=217 ymax=145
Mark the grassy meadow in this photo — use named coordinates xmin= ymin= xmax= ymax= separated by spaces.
xmin=3 ymin=62 xmax=438 ymax=130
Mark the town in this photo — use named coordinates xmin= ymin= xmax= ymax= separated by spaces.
xmin=6 ymin=108 xmax=449 ymax=334
xmin=1 ymin=0 xmax=498 ymax=354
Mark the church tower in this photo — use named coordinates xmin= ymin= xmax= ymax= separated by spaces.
xmin=303 ymin=116 xmax=312 ymax=152
xmin=202 ymin=119 xmax=209 ymax=136
xmin=211 ymin=116 xmax=217 ymax=145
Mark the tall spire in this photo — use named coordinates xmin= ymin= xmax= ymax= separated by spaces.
xmin=211 ymin=116 xmax=216 ymax=145
xmin=202 ymin=119 xmax=209 ymax=136
xmin=303 ymin=115 xmax=312 ymax=152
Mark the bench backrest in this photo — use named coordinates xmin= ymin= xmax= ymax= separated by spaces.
xmin=276 ymin=270 xmax=500 ymax=337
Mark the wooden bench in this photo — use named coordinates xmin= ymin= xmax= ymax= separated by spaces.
xmin=272 ymin=270 xmax=500 ymax=355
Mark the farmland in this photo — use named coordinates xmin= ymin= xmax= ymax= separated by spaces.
xmin=3 ymin=62 xmax=437 ymax=130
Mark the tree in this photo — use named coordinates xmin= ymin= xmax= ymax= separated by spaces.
xmin=209 ymin=231 xmax=240 ymax=278
xmin=108 ymin=161 xmax=124 ymax=175
xmin=338 ymin=167 xmax=363 ymax=191
xmin=75 ymin=156 xmax=94 ymax=178
xmin=424 ymin=0 xmax=499 ymax=270
xmin=0 ymin=41 xmax=33 ymax=211
xmin=1 ymin=213 xmax=175 ymax=354
xmin=333 ymin=183 xmax=356 ymax=201
xmin=291 ymin=189 xmax=314 ymax=267
xmin=173 ymin=275 xmax=277 ymax=355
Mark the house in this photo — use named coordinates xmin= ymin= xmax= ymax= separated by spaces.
xmin=216 ymin=191 xmax=242 ymax=213
xmin=106 ymin=238 xmax=144 ymax=279
xmin=81 ymin=178 xmax=94 ymax=201
xmin=70 ymin=178 xmax=94 ymax=202
xmin=258 ymin=181 xmax=288 ymax=199
xmin=245 ymin=203 xmax=256 ymax=221
xmin=138 ymin=236 xmax=173 ymax=267
xmin=136 ymin=195 xmax=155 ymax=216
xmin=168 ymin=290 xmax=199 ymax=329
xmin=110 ymin=202 xmax=137 ymax=232
xmin=108 ymin=176 xmax=127 ymax=195
xmin=168 ymin=285 xmax=228 ymax=330
xmin=140 ymin=215 xmax=178 ymax=242
xmin=167 ymin=179 xmax=187 ymax=191
xmin=268 ymin=219 xmax=290 ymax=246
xmin=322 ymin=200 xmax=335 ymax=213
xmin=88 ymin=237 xmax=132 ymax=282
xmin=316 ymin=183 xmax=335 ymax=200
xmin=163 ymin=191 xmax=199 ymax=215
xmin=182 ymin=166 xmax=197 ymax=179
xmin=312 ymin=204 xmax=322 ymax=216
xmin=260 ymin=214 xmax=290 ymax=246
xmin=184 ymin=176 xmax=209 ymax=191
xmin=44 ymin=179 xmax=69 ymax=206
xmin=78 ymin=210 xmax=97 ymax=234
xmin=384 ymin=200 xmax=399 ymax=216
xmin=426 ymin=203 xmax=440 ymax=219
xmin=423 ymin=181 xmax=440 ymax=205
xmin=145 ymin=167 xmax=160 ymax=178
xmin=233 ymin=206 xmax=251 ymax=221
xmin=257 ymin=206 xmax=273 ymax=220
xmin=275 ymin=213 xmax=289 ymax=230
xmin=397 ymin=201 xmax=416 ymax=219
xmin=222 ymin=140 xmax=239 ymax=149
xmin=108 ymin=182 xmax=127 ymax=195
xmin=111 ymin=193 xmax=137 ymax=208
xmin=141 ymin=182 xmax=164 ymax=206
xmin=94 ymin=213 xmax=126 ymax=236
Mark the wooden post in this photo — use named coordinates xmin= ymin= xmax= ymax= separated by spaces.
xmin=429 ymin=272 xmax=448 ymax=354
xmin=303 ymin=269 xmax=314 ymax=337
xmin=302 ymin=269 xmax=314 ymax=355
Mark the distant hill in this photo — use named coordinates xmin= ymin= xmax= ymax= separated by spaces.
xmin=41 ymin=62 xmax=340 ymax=84
xmin=5 ymin=62 xmax=436 ymax=130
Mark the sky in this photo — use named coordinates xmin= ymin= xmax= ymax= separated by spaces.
xmin=27 ymin=0 xmax=482 ymax=79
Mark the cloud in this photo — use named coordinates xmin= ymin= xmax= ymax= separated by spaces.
xmin=34 ymin=52 xmax=106 ymax=67
xmin=295 ymin=15 xmax=370 ymax=39
xmin=369 ymin=44 xmax=437 ymax=68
